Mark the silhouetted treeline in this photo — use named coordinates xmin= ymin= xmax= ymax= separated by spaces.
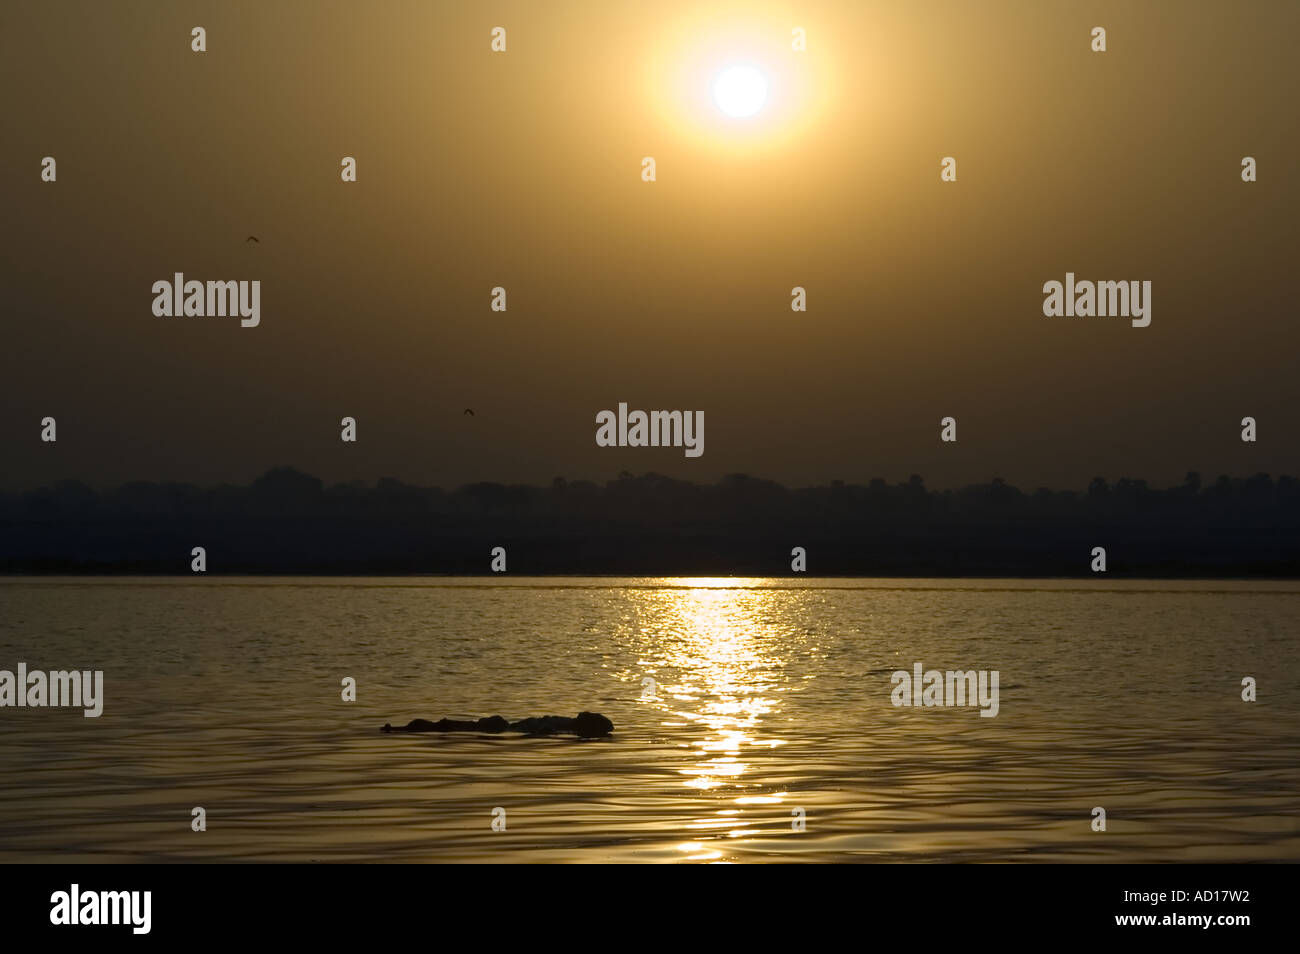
xmin=3 ymin=468 xmax=1300 ymax=576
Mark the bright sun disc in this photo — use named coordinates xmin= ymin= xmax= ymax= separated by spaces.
xmin=712 ymin=65 xmax=768 ymax=118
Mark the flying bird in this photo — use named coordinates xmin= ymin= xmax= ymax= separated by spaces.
xmin=463 ymin=408 xmax=475 ymax=416
xmin=245 ymin=235 xmax=259 ymax=244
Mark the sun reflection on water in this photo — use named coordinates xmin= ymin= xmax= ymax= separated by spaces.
xmin=627 ymin=579 xmax=799 ymax=858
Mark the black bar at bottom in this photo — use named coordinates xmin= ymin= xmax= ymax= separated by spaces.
xmin=4 ymin=863 xmax=1284 ymax=942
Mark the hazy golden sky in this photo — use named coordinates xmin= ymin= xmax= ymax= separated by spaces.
xmin=3 ymin=0 xmax=1297 ymax=490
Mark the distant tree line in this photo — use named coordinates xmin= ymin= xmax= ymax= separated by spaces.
xmin=2 ymin=468 xmax=1299 ymax=576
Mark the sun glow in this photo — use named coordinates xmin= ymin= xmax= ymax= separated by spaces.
xmin=643 ymin=10 xmax=838 ymax=154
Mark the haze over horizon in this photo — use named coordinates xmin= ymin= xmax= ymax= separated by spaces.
xmin=4 ymin=463 xmax=1293 ymax=497
xmin=4 ymin=0 xmax=1297 ymax=493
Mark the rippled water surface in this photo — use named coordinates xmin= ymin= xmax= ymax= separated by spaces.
xmin=0 ymin=577 xmax=1297 ymax=862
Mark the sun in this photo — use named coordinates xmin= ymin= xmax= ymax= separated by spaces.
xmin=712 ymin=65 xmax=768 ymax=118
xmin=644 ymin=13 xmax=840 ymax=154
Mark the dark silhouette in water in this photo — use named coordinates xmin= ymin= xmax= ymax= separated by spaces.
xmin=382 ymin=711 xmax=614 ymax=738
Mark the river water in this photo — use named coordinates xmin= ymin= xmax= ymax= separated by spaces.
xmin=0 ymin=577 xmax=1296 ymax=862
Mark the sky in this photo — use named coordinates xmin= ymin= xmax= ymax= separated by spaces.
xmin=2 ymin=0 xmax=1297 ymax=491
